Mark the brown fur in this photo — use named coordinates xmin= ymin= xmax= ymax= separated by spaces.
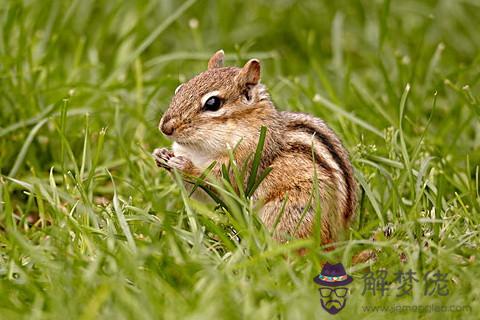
xmin=154 ymin=50 xmax=357 ymax=244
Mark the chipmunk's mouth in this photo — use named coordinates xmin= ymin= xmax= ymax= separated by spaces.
xmin=173 ymin=135 xmax=216 ymax=153
xmin=170 ymin=135 xmax=194 ymax=146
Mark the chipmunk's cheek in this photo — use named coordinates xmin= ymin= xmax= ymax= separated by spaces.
xmin=225 ymin=126 xmax=249 ymax=147
xmin=172 ymin=125 xmax=196 ymax=144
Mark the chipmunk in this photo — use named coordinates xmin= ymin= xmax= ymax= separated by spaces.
xmin=153 ymin=50 xmax=357 ymax=244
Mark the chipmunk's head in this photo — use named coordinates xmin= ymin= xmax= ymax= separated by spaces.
xmin=159 ymin=50 xmax=275 ymax=154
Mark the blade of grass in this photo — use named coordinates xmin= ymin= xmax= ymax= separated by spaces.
xmin=8 ymin=118 xmax=49 ymax=177
xmin=246 ymin=126 xmax=267 ymax=196
xmin=107 ymin=169 xmax=136 ymax=252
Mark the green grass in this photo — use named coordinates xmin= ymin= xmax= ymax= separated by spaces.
xmin=1 ymin=0 xmax=479 ymax=319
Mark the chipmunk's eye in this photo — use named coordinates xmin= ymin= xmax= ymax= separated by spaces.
xmin=203 ymin=96 xmax=223 ymax=111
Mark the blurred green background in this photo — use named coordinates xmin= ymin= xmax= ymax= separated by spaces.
xmin=0 ymin=0 xmax=479 ymax=319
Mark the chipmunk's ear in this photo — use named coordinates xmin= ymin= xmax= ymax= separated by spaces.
xmin=208 ymin=50 xmax=225 ymax=69
xmin=236 ymin=59 xmax=261 ymax=87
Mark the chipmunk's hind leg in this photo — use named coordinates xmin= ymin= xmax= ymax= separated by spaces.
xmin=260 ymin=191 xmax=339 ymax=244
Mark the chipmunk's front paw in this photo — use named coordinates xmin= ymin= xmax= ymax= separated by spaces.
xmin=152 ymin=148 xmax=194 ymax=173
xmin=167 ymin=155 xmax=194 ymax=173
xmin=153 ymin=148 xmax=174 ymax=170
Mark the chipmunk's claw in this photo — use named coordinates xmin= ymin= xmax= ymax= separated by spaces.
xmin=152 ymin=148 xmax=193 ymax=173
xmin=153 ymin=148 xmax=174 ymax=170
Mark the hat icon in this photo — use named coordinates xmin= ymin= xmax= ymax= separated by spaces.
xmin=313 ymin=262 xmax=353 ymax=287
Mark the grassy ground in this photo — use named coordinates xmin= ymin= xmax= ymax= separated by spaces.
xmin=1 ymin=0 xmax=479 ymax=319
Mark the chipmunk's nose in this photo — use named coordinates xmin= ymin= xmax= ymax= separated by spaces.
xmin=159 ymin=116 xmax=175 ymax=136
xmin=161 ymin=123 xmax=174 ymax=136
